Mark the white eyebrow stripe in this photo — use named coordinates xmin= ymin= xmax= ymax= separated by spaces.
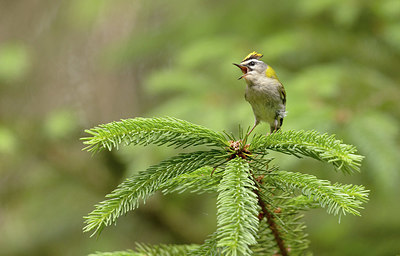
xmin=240 ymin=59 xmax=263 ymax=65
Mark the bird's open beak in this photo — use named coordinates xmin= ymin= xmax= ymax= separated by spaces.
xmin=233 ymin=63 xmax=248 ymax=80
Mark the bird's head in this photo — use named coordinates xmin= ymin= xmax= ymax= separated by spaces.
xmin=233 ymin=51 xmax=278 ymax=80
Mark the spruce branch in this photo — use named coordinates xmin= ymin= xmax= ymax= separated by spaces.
xmin=89 ymin=244 xmax=198 ymax=256
xmin=254 ymin=187 xmax=288 ymax=256
xmin=188 ymin=231 xmax=222 ymax=256
xmin=250 ymin=189 xmax=311 ymax=256
xmin=266 ymin=170 xmax=369 ymax=218
xmin=81 ymin=117 xmax=227 ymax=153
xmin=135 ymin=243 xmax=198 ymax=256
xmin=83 ymin=150 xmax=226 ymax=236
xmin=89 ymin=251 xmax=141 ymax=256
xmin=250 ymin=130 xmax=364 ymax=174
xmin=216 ymin=157 xmax=259 ymax=256
xmin=251 ymin=220 xmax=277 ymax=256
xmin=251 ymin=188 xmax=311 ymax=255
xmin=81 ymin=117 xmax=369 ymax=255
xmin=161 ymin=166 xmax=222 ymax=194
xmin=286 ymin=195 xmax=319 ymax=210
xmin=268 ymin=194 xmax=311 ymax=254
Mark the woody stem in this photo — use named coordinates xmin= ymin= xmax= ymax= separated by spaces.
xmin=254 ymin=187 xmax=288 ymax=256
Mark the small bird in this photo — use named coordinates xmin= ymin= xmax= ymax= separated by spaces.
xmin=233 ymin=51 xmax=286 ymax=135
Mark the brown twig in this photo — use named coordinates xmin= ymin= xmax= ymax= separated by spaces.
xmin=254 ymin=187 xmax=288 ymax=256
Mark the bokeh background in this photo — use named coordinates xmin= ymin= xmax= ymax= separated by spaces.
xmin=1 ymin=0 xmax=399 ymax=255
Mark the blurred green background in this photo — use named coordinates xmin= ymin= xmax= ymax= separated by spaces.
xmin=1 ymin=0 xmax=399 ymax=255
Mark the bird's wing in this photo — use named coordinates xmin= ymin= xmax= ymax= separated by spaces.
xmin=278 ymin=83 xmax=286 ymax=105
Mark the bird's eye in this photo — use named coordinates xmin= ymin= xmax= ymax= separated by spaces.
xmin=249 ymin=61 xmax=255 ymax=66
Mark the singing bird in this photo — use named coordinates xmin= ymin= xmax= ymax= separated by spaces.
xmin=234 ymin=52 xmax=286 ymax=135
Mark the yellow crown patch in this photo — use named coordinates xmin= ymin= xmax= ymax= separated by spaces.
xmin=242 ymin=51 xmax=263 ymax=62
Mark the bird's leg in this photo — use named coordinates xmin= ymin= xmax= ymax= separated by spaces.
xmin=247 ymin=120 xmax=259 ymax=136
xmin=268 ymin=119 xmax=279 ymax=135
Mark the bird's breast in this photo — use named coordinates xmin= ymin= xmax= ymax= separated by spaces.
xmin=244 ymin=81 xmax=285 ymax=124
